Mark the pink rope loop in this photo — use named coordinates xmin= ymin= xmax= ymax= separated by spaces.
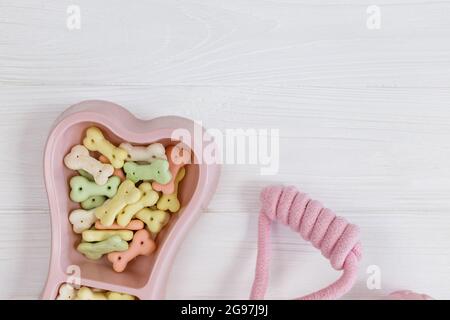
xmin=250 ymin=185 xmax=362 ymax=300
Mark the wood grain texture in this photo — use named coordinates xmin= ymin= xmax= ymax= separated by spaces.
xmin=0 ymin=0 xmax=449 ymax=299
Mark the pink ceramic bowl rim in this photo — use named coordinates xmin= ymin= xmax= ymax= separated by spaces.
xmin=41 ymin=100 xmax=221 ymax=299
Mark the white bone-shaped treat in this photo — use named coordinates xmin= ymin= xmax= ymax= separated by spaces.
xmin=119 ymin=142 xmax=167 ymax=163
xmin=64 ymin=145 xmax=114 ymax=185
xmin=56 ymin=283 xmax=77 ymax=300
xmin=69 ymin=209 xmax=97 ymax=234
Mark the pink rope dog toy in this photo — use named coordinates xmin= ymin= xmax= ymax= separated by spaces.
xmin=250 ymin=185 xmax=362 ymax=300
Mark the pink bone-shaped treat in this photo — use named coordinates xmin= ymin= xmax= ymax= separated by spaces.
xmin=107 ymin=229 xmax=156 ymax=272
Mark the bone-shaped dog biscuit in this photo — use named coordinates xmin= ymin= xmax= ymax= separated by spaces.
xmin=156 ymin=167 xmax=185 ymax=213
xmin=77 ymin=235 xmax=128 ymax=260
xmin=135 ymin=208 xmax=170 ymax=234
xmin=119 ymin=142 xmax=167 ymax=163
xmin=99 ymin=155 xmax=125 ymax=181
xmin=81 ymin=230 xmax=134 ymax=242
xmin=107 ymin=229 xmax=156 ymax=272
xmin=69 ymin=209 xmax=96 ymax=233
xmin=81 ymin=195 xmax=106 ymax=210
xmin=152 ymin=145 xmax=191 ymax=194
xmin=56 ymin=283 xmax=77 ymax=300
xmin=95 ymin=180 xmax=141 ymax=226
xmin=123 ymin=160 xmax=171 ymax=184
xmin=70 ymin=175 xmax=120 ymax=202
xmin=106 ymin=292 xmax=136 ymax=300
xmin=95 ymin=219 xmax=144 ymax=231
xmin=83 ymin=127 xmax=128 ymax=169
xmin=64 ymin=145 xmax=114 ymax=185
xmin=116 ymin=182 xmax=159 ymax=227
xmin=76 ymin=287 xmax=107 ymax=300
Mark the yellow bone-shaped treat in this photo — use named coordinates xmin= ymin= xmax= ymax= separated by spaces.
xmin=95 ymin=180 xmax=141 ymax=227
xmin=135 ymin=208 xmax=170 ymax=234
xmin=106 ymin=292 xmax=136 ymax=300
xmin=76 ymin=287 xmax=107 ymax=300
xmin=116 ymin=182 xmax=159 ymax=227
xmin=83 ymin=127 xmax=128 ymax=169
xmin=156 ymin=167 xmax=185 ymax=213
xmin=81 ymin=229 xmax=134 ymax=242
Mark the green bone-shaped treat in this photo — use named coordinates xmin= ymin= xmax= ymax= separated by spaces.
xmin=123 ymin=159 xmax=171 ymax=184
xmin=81 ymin=195 xmax=107 ymax=210
xmin=77 ymin=235 xmax=129 ymax=260
xmin=69 ymin=175 xmax=120 ymax=202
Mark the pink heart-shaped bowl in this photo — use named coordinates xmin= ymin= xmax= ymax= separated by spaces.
xmin=41 ymin=100 xmax=221 ymax=299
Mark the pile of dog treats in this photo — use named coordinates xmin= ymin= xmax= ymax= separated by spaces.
xmin=56 ymin=283 xmax=136 ymax=300
xmin=65 ymin=126 xmax=190 ymax=272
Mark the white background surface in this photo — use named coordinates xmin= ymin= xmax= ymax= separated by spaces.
xmin=0 ymin=0 xmax=449 ymax=299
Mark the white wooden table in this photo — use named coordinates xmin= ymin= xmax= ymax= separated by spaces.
xmin=0 ymin=0 xmax=449 ymax=299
